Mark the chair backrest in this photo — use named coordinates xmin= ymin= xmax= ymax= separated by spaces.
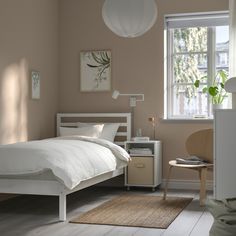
xmin=185 ymin=129 xmax=213 ymax=163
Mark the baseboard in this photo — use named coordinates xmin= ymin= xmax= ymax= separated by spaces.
xmin=161 ymin=179 xmax=213 ymax=191
xmin=97 ymin=176 xmax=213 ymax=191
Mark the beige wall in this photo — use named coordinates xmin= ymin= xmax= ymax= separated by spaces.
xmin=0 ymin=0 xmax=228 ymax=181
xmin=0 ymin=0 xmax=59 ymax=144
xmin=59 ymin=0 xmax=228 ymax=180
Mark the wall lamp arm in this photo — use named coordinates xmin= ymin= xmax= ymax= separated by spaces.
xmin=112 ymin=90 xmax=144 ymax=107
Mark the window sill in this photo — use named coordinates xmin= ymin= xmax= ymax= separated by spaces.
xmin=161 ymin=118 xmax=213 ymax=123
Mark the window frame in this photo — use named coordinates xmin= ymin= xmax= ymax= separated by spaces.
xmin=164 ymin=12 xmax=229 ymax=120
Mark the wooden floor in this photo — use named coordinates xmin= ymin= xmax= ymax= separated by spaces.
xmin=0 ymin=187 xmax=213 ymax=236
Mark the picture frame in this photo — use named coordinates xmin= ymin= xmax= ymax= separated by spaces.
xmin=80 ymin=50 xmax=111 ymax=92
xmin=31 ymin=70 xmax=40 ymax=99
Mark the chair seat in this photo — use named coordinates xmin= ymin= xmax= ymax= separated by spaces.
xmin=169 ymin=160 xmax=213 ymax=168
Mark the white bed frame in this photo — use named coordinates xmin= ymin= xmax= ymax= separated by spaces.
xmin=0 ymin=113 xmax=131 ymax=221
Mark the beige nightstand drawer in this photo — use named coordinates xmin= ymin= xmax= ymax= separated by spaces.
xmin=127 ymin=157 xmax=154 ymax=185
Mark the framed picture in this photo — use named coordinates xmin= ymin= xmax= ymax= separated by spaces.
xmin=31 ymin=70 xmax=40 ymax=99
xmin=80 ymin=50 xmax=111 ymax=92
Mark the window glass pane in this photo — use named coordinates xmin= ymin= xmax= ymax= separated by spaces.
xmin=174 ymin=27 xmax=207 ymax=53
xmin=216 ymin=52 xmax=228 ymax=69
xmin=215 ymin=26 xmax=229 ymax=108
xmin=173 ymin=54 xmax=207 ymax=84
xmin=216 ymin=26 xmax=229 ymax=69
xmin=172 ymin=85 xmax=208 ymax=117
xmin=216 ymin=26 xmax=229 ymax=49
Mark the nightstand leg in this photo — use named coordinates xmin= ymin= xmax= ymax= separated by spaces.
xmin=163 ymin=165 xmax=173 ymax=200
xmin=152 ymin=187 xmax=155 ymax=192
xmin=127 ymin=186 xmax=130 ymax=191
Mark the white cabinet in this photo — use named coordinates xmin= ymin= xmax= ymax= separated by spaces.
xmin=124 ymin=141 xmax=162 ymax=191
xmin=214 ymin=109 xmax=236 ymax=200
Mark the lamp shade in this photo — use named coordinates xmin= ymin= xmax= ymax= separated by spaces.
xmin=225 ymin=77 xmax=236 ymax=92
xmin=102 ymin=0 xmax=157 ymax=38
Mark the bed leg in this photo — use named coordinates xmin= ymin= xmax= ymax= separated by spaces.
xmin=59 ymin=193 xmax=66 ymax=221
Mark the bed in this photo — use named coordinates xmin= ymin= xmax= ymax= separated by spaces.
xmin=0 ymin=113 xmax=131 ymax=221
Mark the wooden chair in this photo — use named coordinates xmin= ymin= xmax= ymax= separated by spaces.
xmin=163 ymin=129 xmax=213 ymax=206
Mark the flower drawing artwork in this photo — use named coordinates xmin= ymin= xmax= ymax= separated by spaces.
xmin=80 ymin=50 xmax=111 ymax=92
xmin=31 ymin=71 xmax=40 ymax=99
xmin=86 ymin=51 xmax=110 ymax=88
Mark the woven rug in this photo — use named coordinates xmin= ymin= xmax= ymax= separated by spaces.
xmin=70 ymin=194 xmax=192 ymax=229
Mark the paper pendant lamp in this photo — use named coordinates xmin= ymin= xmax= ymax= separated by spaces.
xmin=102 ymin=0 xmax=157 ymax=38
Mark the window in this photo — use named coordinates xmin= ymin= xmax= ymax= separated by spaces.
xmin=165 ymin=12 xmax=229 ymax=119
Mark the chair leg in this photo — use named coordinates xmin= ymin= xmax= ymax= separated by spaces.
xmin=199 ymin=167 xmax=207 ymax=206
xmin=163 ymin=165 xmax=173 ymax=200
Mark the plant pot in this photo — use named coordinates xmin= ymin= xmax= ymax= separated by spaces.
xmin=212 ymin=104 xmax=224 ymax=110
xmin=212 ymin=104 xmax=224 ymax=117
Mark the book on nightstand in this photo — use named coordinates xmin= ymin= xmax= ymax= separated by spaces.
xmin=129 ymin=148 xmax=152 ymax=155
xmin=132 ymin=137 xmax=150 ymax=141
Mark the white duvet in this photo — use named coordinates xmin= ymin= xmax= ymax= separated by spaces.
xmin=0 ymin=136 xmax=130 ymax=189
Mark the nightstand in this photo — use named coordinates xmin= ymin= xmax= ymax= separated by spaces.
xmin=124 ymin=140 xmax=162 ymax=191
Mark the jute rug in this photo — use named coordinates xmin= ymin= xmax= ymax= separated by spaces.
xmin=70 ymin=194 xmax=192 ymax=228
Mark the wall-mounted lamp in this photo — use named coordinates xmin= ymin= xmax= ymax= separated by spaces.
xmin=224 ymin=77 xmax=236 ymax=109
xmin=112 ymin=90 xmax=144 ymax=107
xmin=225 ymin=77 xmax=236 ymax=92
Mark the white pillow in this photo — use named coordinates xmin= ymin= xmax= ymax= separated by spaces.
xmin=77 ymin=122 xmax=120 ymax=142
xmin=59 ymin=125 xmax=104 ymax=138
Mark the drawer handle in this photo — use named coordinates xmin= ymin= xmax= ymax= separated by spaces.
xmin=135 ymin=163 xmax=145 ymax=168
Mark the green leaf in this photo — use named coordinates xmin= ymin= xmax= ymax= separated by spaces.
xmin=208 ymin=86 xmax=218 ymax=97
xmin=218 ymin=70 xmax=228 ymax=83
xmin=202 ymin=87 xmax=208 ymax=93
xmin=194 ymin=80 xmax=200 ymax=88
xmin=220 ymin=82 xmax=224 ymax=88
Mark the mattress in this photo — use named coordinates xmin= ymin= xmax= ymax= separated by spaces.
xmin=0 ymin=160 xmax=126 ymax=181
xmin=0 ymin=169 xmax=57 ymax=180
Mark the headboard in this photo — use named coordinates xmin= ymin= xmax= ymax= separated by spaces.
xmin=56 ymin=113 xmax=131 ymax=146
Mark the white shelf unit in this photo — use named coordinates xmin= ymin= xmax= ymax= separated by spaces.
xmin=124 ymin=140 xmax=162 ymax=191
xmin=214 ymin=109 xmax=236 ymax=200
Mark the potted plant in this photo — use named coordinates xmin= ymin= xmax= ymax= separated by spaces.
xmin=194 ymin=69 xmax=228 ymax=109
